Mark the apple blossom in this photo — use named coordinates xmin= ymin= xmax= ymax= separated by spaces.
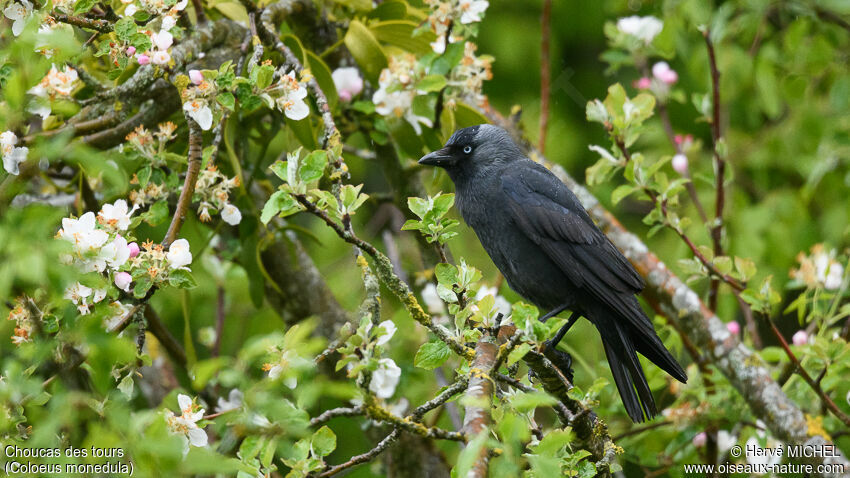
xmin=220 ymin=203 xmax=242 ymax=225
xmin=4 ymin=0 xmax=32 ymax=36
xmin=369 ymin=358 xmax=401 ymax=399
xmin=215 ymin=389 xmax=243 ymax=413
xmin=273 ymin=72 xmax=310 ymax=121
xmin=166 ymin=238 xmax=193 ymax=269
xmin=183 ymin=100 xmax=213 ymax=130
xmin=126 ymin=46 xmax=136 ymax=56
xmin=373 ymin=55 xmax=432 ymax=134
xmin=29 ymin=64 xmax=79 ymax=98
xmin=616 ymin=15 xmax=663 ymax=45
xmin=189 ymin=69 xmax=204 ymax=85
xmin=128 ymin=242 xmax=140 ymax=258
xmin=372 ymin=320 xmax=397 ymax=346
xmin=64 ymin=282 xmax=93 ymax=315
xmin=672 ymin=154 xmax=688 ymax=175
xmin=165 ymin=394 xmax=208 ymax=452
xmin=792 ymin=330 xmax=808 ymax=346
xmin=726 ymin=321 xmax=740 ymax=335
xmin=331 ymin=67 xmax=363 ymax=102
xmin=458 ymin=0 xmax=488 ymax=24
xmin=652 ymin=61 xmax=678 ymax=85
xmin=717 ymin=431 xmax=737 ymax=454
xmin=114 ymin=272 xmax=132 ymax=292
xmin=124 ymin=4 xmax=137 ymax=15
xmin=98 ymin=199 xmax=137 ymax=231
xmin=421 ymin=283 xmax=445 ymax=315
xmin=1 ymin=131 xmax=28 ymax=176
xmin=137 ymin=54 xmax=151 ymax=65
xmin=57 ymin=212 xmax=110 ymax=260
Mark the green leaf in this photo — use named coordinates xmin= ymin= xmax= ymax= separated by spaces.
xmin=251 ymin=64 xmax=275 ymax=90
xmin=73 ymin=0 xmax=99 ymax=14
xmin=168 ymin=269 xmax=198 ymax=289
xmin=117 ymin=374 xmax=134 ymax=398
xmin=311 ymin=426 xmax=336 ymax=457
xmin=509 ymin=391 xmax=558 ymax=412
xmin=414 ymin=340 xmax=452 ymax=370
xmin=507 ymin=343 xmax=532 ymax=366
xmin=144 ymin=200 xmax=169 ymax=226
xmin=344 ymin=20 xmax=388 ymax=84
xmin=610 ymin=184 xmax=635 ymax=205
xmin=417 ymin=75 xmax=447 ymax=93
xmin=306 ymin=51 xmax=338 ymax=110
xmin=370 ymin=20 xmax=436 ymax=55
xmin=300 ymin=150 xmax=327 ymax=184
xmin=114 ymin=17 xmax=137 ymax=42
xmin=435 ymin=262 xmax=458 ymax=286
xmin=133 ymin=276 xmax=153 ymax=299
xmin=217 ymin=92 xmax=236 ymax=111
xmin=261 ymin=190 xmax=294 ymax=224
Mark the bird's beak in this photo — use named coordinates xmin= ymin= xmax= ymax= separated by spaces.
xmin=418 ymin=147 xmax=453 ymax=167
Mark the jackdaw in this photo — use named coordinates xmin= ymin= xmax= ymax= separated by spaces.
xmin=419 ymin=124 xmax=687 ymax=422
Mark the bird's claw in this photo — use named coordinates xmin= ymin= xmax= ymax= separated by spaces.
xmin=542 ymin=340 xmax=574 ymax=383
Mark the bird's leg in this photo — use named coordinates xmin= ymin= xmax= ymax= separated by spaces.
xmin=541 ymin=311 xmax=580 ymax=383
xmin=547 ymin=311 xmax=580 ymax=349
xmin=538 ymin=303 xmax=571 ymax=323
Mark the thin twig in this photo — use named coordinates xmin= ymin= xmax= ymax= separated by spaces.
xmin=310 ymin=406 xmax=365 ymax=427
xmin=52 ymin=13 xmax=113 ymax=32
xmin=462 ymin=335 xmax=498 ymax=478
xmin=316 ymin=429 xmax=401 ymax=478
xmin=704 ymin=29 xmax=725 ymax=312
xmin=764 ymin=313 xmax=850 ymax=427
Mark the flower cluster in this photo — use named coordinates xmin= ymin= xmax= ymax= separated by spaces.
xmin=124 ymin=0 xmax=187 ymax=30
xmin=138 ymin=29 xmax=175 ymax=66
xmin=28 ymin=64 xmax=79 ymax=99
xmin=1 ymin=131 xmax=28 ymax=176
xmin=165 ymin=394 xmax=208 ymax=453
xmin=373 ymin=54 xmax=432 ymax=134
xmin=128 ymin=180 xmax=169 ymax=206
xmin=6 ymin=298 xmax=33 ymax=345
xmin=3 ymin=0 xmax=31 ymax=36
xmin=445 ymin=42 xmax=493 ymax=107
xmin=57 ymin=205 xmax=134 ymax=274
xmin=270 ymin=70 xmax=310 ymax=121
xmin=124 ymin=122 xmax=178 ymax=166
xmin=790 ymin=244 xmax=845 ymax=290
xmin=181 ymin=70 xmax=218 ymax=130
xmin=194 ymin=165 xmax=242 ymax=226
xmin=423 ymin=0 xmax=489 ymax=53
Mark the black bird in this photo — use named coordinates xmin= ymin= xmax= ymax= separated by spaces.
xmin=419 ymin=124 xmax=687 ymax=422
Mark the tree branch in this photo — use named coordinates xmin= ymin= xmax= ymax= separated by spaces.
xmin=162 ymin=117 xmax=203 ymax=247
xmin=462 ymin=335 xmax=498 ymax=478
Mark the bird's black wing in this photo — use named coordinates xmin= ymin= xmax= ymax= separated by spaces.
xmin=500 ymin=162 xmax=652 ymax=332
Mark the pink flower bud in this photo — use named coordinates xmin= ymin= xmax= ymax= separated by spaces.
xmin=127 ymin=242 xmax=140 ymax=258
xmin=634 ymin=77 xmax=652 ymax=90
xmin=792 ymin=330 xmax=808 ymax=346
xmin=126 ymin=46 xmax=136 ymax=56
xmin=114 ymin=271 xmax=132 ymax=292
xmin=189 ymin=69 xmax=203 ymax=85
xmin=137 ymin=54 xmax=150 ymax=65
xmin=727 ymin=321 xmax=740 ymax=335
xmin=692 ymin=432 xmax=707 ymax=448
xmin=672 ymin=153 xmax=688 ymax=175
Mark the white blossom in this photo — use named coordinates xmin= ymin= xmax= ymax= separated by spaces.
xmin=274 ymin=72 xmax=310 ymax=120
xmin=421 ymin=283 xmax=445 ymax=315
xmin=166 ymin=238 xmax=193 ymax=269
xmin=458 ymin=0 xmax=488 ymax=24
xmin=814 ymin=252 xmax=843 ymax=290
xmin=220 ymin=203 xmax=242 ymax=226
xmin=372 ymin=320 xmax=397 ymax=346
xmin=64 ymin=282 xmax=93 ymax=315
xmin=98 ymin=199 xmax=136 ymax=231
xmin=369 ymin=358 xmax=401 ymax=399
xmin=114 ymin=272 xmax=132 ymax=293
xmin=716 ymin=430 xmax=736 ymax=454
xmin=331 ymin=67 xmax=363 ymax=102
xmin=29 ymin=64 xmax=79 ymax=98
xmin=1 ymin=131 xmax=28 ymax=176
xmin=58 ymin=212 xmax=110 ymax=259
xmin=215 ymin=389 xmax=243 ymax=413
xmin=616 ymin=15 xmax=663 ymax=44
xmin=4 ymin=0 xmax=32 ymax=36
xmin=183 ymin=100 xmax=213 ymax=131
xmin=672 ymin=153 xmax=688 ymax=175
xmin=165 ymin=394 xmax=208 ymax=452
xmin=100 ymin=235 xmax=131 ymax=269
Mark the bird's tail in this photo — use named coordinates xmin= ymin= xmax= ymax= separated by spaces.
xmin=590 ymin=299 xmax=687 ymax=423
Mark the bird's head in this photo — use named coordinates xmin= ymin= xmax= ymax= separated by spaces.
xmin=418 ymin=124 xmax=523 ymax=179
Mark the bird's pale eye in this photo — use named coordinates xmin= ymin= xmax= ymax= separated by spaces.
xmin=463 ymin=145 xmax=473 ymax=154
